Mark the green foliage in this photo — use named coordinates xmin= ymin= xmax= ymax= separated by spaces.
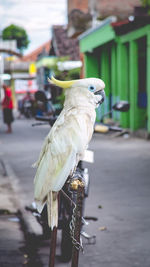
xmin=140 ymin=0 xmax=150 ymax=7
xmin=53 ymin=63 xmax=81 ymax=106
xmin=67 ymin=68 xmax=81 ymax=80
xmin=2 ymin=24 xmax=30 ymax=53
xmin=51 ymin=56 xmax=81 ymax=81
xmin=53 ymin=67 xmax=81 ymax=106
xmin=47 ymin=56 xmax=81 ymax=106
xmin=55 ymin=92 xmax=65 ymax=107
xmin=140 ymin=0 xmax=150 ymax=15
xmin=54 ymin=67 xmax=81 ymax=81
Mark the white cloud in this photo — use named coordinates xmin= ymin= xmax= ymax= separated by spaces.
xmin=0 ymin=0 xmax=67 ymax=53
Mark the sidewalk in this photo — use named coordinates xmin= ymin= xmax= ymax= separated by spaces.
xmin=0 ymin=159 xmax=25 ymax=266
xmin=0 ymin=115 xmax=70 ymax=267
xmin=0 ymin=158 xmax=45 ymax=267
xmin=0 ymin=158 xmax=71 ymax=267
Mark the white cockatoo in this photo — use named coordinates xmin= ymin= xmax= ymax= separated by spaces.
xmin=34 ymin=76 xmax=105 ymax=229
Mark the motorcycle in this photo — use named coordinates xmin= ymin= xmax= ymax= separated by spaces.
xmin=94 ymin=100 xmax=130 ymax=134
xmin=34 ymin=90 xmax=57 ymax=117
xmin=22 ymin=100 xmax=34 ymax=118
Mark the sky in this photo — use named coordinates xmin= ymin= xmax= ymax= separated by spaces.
xmin=0 ymin=0 xmax=67 ymax=55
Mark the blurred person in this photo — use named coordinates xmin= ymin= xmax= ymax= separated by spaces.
xmin=1 ymin=84 xmax=14 ymax=133
xmin=22 ymin=91 xmax=34 ymax=118
xmin=22 ymin=91 xmax=34 ymax=103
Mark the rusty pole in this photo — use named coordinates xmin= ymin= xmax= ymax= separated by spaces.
xmin=71 ymin=183 xmax=84 ymax=267
xmin=49 ymin=226 xmax=57 ymax=267
xmin=49 ymin=194 xmax=60 ymax=267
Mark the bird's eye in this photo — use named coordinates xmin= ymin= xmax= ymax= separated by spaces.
xmin=88 ymin=85 xmax=96 ymax=92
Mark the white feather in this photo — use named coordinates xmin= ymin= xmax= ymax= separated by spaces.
xmin=33 ymin=77 xmax=105 ymax=229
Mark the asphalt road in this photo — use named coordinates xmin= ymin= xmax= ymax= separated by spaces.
xmin=0 ymin=115 xmax=150 ymax=267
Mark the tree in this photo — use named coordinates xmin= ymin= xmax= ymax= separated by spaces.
xmin=2 ymin=24 xmax=30 ymax=53
xmin=141 ymin=0 xmax=150 ymax=7
xmin=140 ymin=0 xmax=150 ymax=14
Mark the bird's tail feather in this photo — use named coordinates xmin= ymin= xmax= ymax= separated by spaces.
xmin=36 ymin=201 xmax=45 ymax=213
xmin=47 ymin=191 xmax=58 ymax=230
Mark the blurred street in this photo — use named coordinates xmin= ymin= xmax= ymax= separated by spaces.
xmin=0 ymin=115 xmax=150 ymax=267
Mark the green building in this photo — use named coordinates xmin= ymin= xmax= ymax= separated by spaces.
xmin=79 ymin=17 xmax=150 ymax=137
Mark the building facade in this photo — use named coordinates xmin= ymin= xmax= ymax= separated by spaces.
xmin=79 ymin=16 xmax=150 ymax=136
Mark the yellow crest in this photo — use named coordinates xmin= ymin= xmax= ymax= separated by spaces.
xmin=48 ymin=76 xmax=76 ymax=89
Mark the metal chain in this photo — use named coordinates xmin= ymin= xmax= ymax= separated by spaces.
xmin=60 ymin=186 xmax=84 ymax=252
xmin=69 ymin=205 xmax=84 ymax=252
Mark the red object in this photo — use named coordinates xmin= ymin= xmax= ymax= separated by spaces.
xmin=2 ymin=86 xmax=13 ymax=109
xmin=111 ymin=19 xmax=129 ymax=28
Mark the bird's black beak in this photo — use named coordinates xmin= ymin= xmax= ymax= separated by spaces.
xmin=95 ymin=89 xmax=105 ymax=104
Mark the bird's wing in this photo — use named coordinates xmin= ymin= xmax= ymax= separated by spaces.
xmin=34 ymin=107 xmax=94 ymax=203
xmin=34 ymin=142 xmax=76 ymax=201
xmin=34 ymin=112 xmax=79 ymax=202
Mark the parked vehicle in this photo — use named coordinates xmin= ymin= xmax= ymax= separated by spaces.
xmin=94 ymin=101 xmax=130 ymax=134
xmin=18 ymin=92 xmax=35 ymax=118
xmin=34 ymin=90 xmax=56 ymax=117
xmin=22 ymin=99 xmax=34 ymax=118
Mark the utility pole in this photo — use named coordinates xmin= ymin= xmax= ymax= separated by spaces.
xmin=0 ymin=31 xmax=4 ymax=100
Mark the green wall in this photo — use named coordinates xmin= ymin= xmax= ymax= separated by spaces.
xmin=80 ymin=24 xmax=115 ymax=53
xmin=80 ymin=23 xmax=150 ymax=135
xmin=129 ymin=40 xmax=146 ymax=130
xmin=84 ymin=52 xmax=99 ymax=78
xmin=117 ymin=42 xmax=130 ymax=128
xmin=84 ymin=52 xmax=101 ymax=122
xmin=147 ymin=33 xmax=150 ymax=135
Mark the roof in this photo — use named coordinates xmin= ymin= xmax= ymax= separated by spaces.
xmin=79 ymin=16 xmax=116 ymax=40
xmin=93 ymin=0 xmax=141 ymax=20
xmin=20 ymin=40 xmax=51 ymax=62
xmin=0 ymin=48 xmax=22 ymax=57
xmin=67 ymin=9 xmax=92 ymax=38
xmin=112 ymin=16 xmax=150 ymax=35
xmin=67 ymin=0 xmax=141 ymax=37
xmin=79 ymin=14 xmax=150 ymax=53
xmin=79 ymin=17 xmax=116 ymax=53
xmin=50 ymin=25 xmax=80 ymax=60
